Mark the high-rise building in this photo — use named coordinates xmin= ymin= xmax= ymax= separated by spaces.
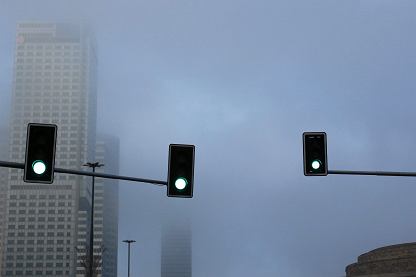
xmin=96 ymin=136 xmax=119 ymax=277
xmin=161 ymin=218 xmax=192 ymax=277
xmin=0 ymin=126 xmax=9 ymax=275
xmin=76 ymin=135 xmax=119 ymax=277
xmin=1 ymin=22 xmax=97 ymax=276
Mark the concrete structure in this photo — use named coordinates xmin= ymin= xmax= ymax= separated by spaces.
xmin=76 ymin=135 xmax=119 ymax=277
xmin=1 ymin=22 xmax=97 ymax=276
xmin=346 ymin=242 xmax=416 ymax=277
xmin=161 ymin=219 xmax=192 ymax=277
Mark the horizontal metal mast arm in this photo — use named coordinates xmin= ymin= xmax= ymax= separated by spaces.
xmin=0 ymin=161 xmax=24 ymax=169
xmin=328 ymin=170 xmax=416 ymax=177
xmin=0 ymin=160 xmax=167 ymax=186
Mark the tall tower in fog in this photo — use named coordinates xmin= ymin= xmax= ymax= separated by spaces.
xmin=1 ymin=22 xmax=97 ymax=276
xmin=161 ymin=219 xmax=192 ymax=277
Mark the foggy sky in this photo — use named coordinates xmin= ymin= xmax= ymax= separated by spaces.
xmin=1 ymin=0 xmax=416 ymax=276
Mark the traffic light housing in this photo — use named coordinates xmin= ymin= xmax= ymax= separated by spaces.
xmin=24 ymin=123 xmax=58 ymax=184
xmin=303 ymin=132 xmax=328 ymax=176
xmin=167 ymin=144 xmax=195 ymax=198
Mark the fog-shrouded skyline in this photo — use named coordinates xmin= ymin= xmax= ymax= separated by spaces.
xmin=1 ymin=0 xmax=416 ymax=276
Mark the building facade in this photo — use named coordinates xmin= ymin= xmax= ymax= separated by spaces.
xmin=1 ymin=22 xmax=97 ymax=276
xmin=0 ymin=126 xmax=9 ymax=275
xmin=96 ymin=136 xmax=119 ymax=277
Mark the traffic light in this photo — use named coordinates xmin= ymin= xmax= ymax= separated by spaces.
xmin=24 ymin=123 xmax=58 ymax=184
xmin=303 ymin=132 xmax=328 ymax=176
xmin=167 ymin=144 xmax=195 ymax=198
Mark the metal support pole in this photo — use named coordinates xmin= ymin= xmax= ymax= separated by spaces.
xmin=128 ymin=243 xmax=131 ymax=277
xmin=90 ymin=166 xmax=95 ymax=277
xmin=123 ymin=240 xmax=136 ymax=277
xmin=83 ymin=162 xmax=104 ymax=277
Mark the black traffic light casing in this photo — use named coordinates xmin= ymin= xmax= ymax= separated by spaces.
xmin=303 ymin=132 xmax=328 ymax=176
xmin=24 ymin=123 xmax=58 ymax=184
xmin=167 ymin=144 xmax=195 ymax=198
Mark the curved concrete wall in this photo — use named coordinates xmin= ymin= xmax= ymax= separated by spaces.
xmin=346 ymin=243 xmax=416 ymax=277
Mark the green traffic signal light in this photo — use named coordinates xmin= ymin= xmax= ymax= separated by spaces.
xmin=32 ymin=160 xmax=46 ymax=175
xmin=303 ymin=132 xmax=328 ymax=176
xmin=311 ymin=159 xmax=322 ymax=171
xmin=167 ymin=144 xmax=195 ymax=198
xmin=24 ymin=123 xmax=57 ymax=184
xmin=175 ymin=177 xmax=188 ymax=190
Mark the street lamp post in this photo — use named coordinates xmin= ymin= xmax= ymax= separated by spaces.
xmin=122 ymin=240 xmax=136 ymax=277
xmin=83 ymin=162 xmax=104 ymax=277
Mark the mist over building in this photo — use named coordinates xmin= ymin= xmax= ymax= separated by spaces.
xmin=161 ymin=218 xmax=192 ymax=277
xmin=0 ymin=22 xmax=118 ymax=277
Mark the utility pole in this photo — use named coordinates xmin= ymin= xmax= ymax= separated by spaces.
xmin=83 ymin=162 xmax=104 ymax=277
xmin=123 ymin=240 xmax=136 ymax=277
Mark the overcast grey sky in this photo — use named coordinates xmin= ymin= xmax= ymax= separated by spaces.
xmin=1 ymin=0 xmax=416 ymax=276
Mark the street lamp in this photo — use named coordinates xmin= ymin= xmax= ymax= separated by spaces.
xmin=122 ymin=240 xmax=136 ymax=277
xmin=83 ymin=162 xmax=104 ymax=277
